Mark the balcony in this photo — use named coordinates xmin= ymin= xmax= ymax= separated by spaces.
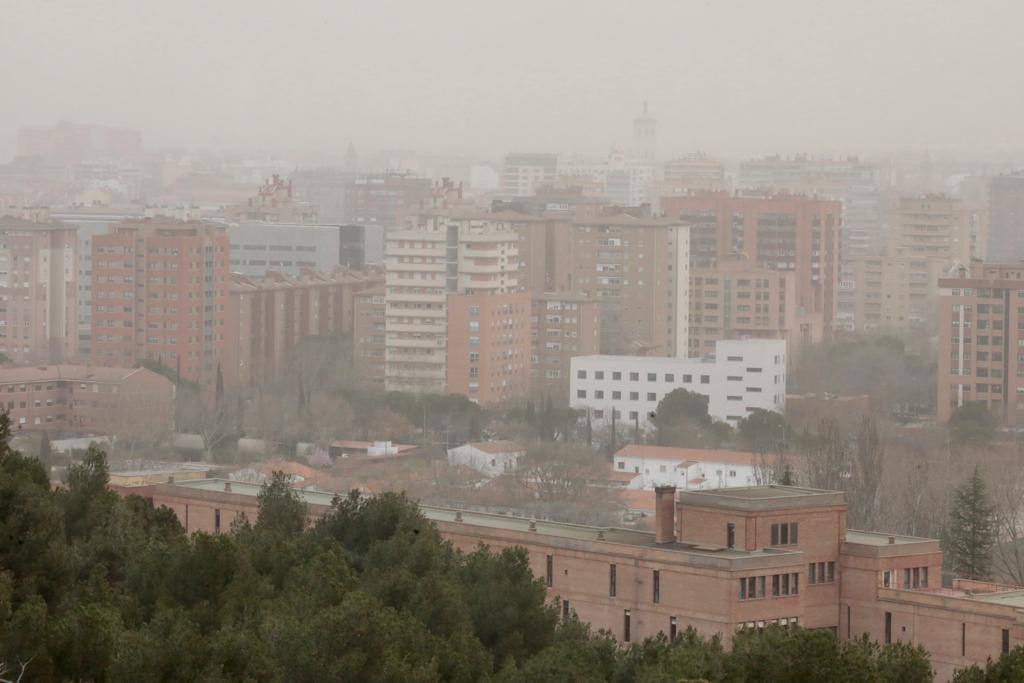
xmin=386 ymin=337 xmax=445 ymax=349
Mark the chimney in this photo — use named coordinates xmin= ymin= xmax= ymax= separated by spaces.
xmin=655 ymin=485 xmax=677 ymax=544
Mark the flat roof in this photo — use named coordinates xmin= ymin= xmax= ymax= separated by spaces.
xmin=677 ymin=485 xmax=845 ymax=511
xmin=166 ymin=479 xmax=797 ymax=563
xmin=845 ymin=530 xmax=935 ymax=546
xmin=973 ymin=590 xmax=1024 ymax=608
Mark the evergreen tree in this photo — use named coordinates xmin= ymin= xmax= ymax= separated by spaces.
xmin=947 ymin=466 xmax=997 ymax=580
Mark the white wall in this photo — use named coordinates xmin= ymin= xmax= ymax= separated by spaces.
xmin=570 ymin=339 xmax=785 ymax=428
xmin=447 ymin=444 xmax=524 ymax=478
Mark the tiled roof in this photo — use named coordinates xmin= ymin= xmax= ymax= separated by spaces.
xmin=0 ymin=364 xmax=151 ymax=384
xmin=462 ymin=440 xmax=525 ymax=455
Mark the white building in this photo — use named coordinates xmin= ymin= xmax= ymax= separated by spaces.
xmin=612 ymin=444 xmax=775 ymax=491
xmin=501 ymin=153 xmax=558 ymax=197
xmin=227 ymin=221 xmax=341 ymax=277
xmin=558 ymin=150 xmax=656 ymax=207
xmin=569 ymin=339 xmax=786 ymax=428
xmin=447 ymin=440 xmax=525 ymax=478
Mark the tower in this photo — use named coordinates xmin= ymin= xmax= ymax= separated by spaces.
xmin=633 ymin=101 xmax=657 ymax=163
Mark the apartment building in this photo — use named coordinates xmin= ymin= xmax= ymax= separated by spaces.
xmin=90 ymin=219 xmax=230 ymax=384
xmin=0 ymin=364 xmax=173 ymax=434
xmin=130 ymin=479 xmax=1022 ymax=682
xmin=690 ymin=261 xmax=821 ymax=357
xmin=384 ymin=214 xmax=523 ymax=399
xmin=353 ymin=286 xmax=386 ymax=387
xmin=225 ymin=175 xmax=318 ymax=224
xmin=0 ymin=216 xmax=77 ymax=365
xmin=446 ymin=291 xmax=531 ymax=405
xmin=661 ymin=192 xmax=841 ymax=335
xmin=530 ymin=292 xmax=601 ymax=400
xmin=224 ymin=268 xmax=381 ymax=387
xmin=501 ymin=153 xmax=559 ymax=197
xmin=986 ymin=174 xmax=1024 ymax=262
xmin=342 ymin=172 xmax=432 ymax=229
xmin=937 ymin=262 xmax=1024 ymax=425
xmin=569 ymin=339 xmax=786 ymax=428
xmin=519 ymin=214 xmax=690 ymax=356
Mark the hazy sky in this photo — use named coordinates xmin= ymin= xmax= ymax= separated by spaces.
xmin=2 ymin=0 xmax=1022 ymax=161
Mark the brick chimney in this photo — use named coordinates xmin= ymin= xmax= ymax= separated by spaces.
xmin=655 ymin=485 xmax=677 ymax=544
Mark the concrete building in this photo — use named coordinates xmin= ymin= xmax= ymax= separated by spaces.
xmin=353 ymin=286 xmax=386 ymax=387
xmin=530 ymin=292 xmax=601 ymax=400
xmin=519 ymin=214 xmax=690 ymax=357
xmin=16 ymin=121 xmax=143 ymax=165
xmin=225 ymin=175 xmax=318 ymax=224
xmin=633 ymin=102 xmax=657 ymax=163
xmin=90 ymin=219 xmax=230 ymax=384
xmin=655 ymin=152 xmax=729 ymax=201
xmin=690 ymin=261 xmax=821 ymax=358
xmin=227 ymin=221 xmax=342 ymax=277
xmin=225 ymin=268 xmax=381 ymax=387
xmin=501 ymin=153 xmax=559 ymax=197
xmin=125 ymin=479 xmax=1023 ymax=681
xmin=613 ymin=444 xmax=777 ymax=490
xmin=937 ymin=262 xmax=1024 ymax=425
xmin=0 ymin=364 xmax=173 ymax=434
xmin=384 ymin=214 xmax=524 ymax=399
xmin=570 ymin=339 xmax=786 ymax=428
xmin=0 ymin=216 xmax=77 ymax=365
xmin=447 ymin=440 xmax=525 ymax=477
xmin=558 ymin=151 xmax=656 ymax=207
xmin=986 ymin=174 xmax=1024 ymax=262
xmin=661 ymin=192 xmax=841 ymax=336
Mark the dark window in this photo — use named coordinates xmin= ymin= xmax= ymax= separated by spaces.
xmin=562 ymin=600 xmax=570 ymax=620
xmin=912 ymin=567 xmax=920 ymax=588
xmin=827 ymin=561 xmax=835 ymax=583
xmin=623 ymin=610 xmax=631 ymax=643
xmin=921 ymin=566 xmax=928 ymax=588
xmin=790 ymin=522 xmax=799 ymax=544
xmin=612 ymin=371 xmax=622 ymax=380
xmin=670 ymin=617 xmax=678 ymax=642
xmin=546 ymin=555 xmax=553 ymax=587
xmin=653 ymin=570 xmax=660 ymax=603
xmin=739 ymin=578 xmax=747 ymax=600
xmin=781 ymin=573 xmax=790 ymax=596
xmin=1003 ymin=628 xmax=1011 ymax=655
xmin=214 ymin=508 xmax=221 ymax=533
xmin=610 ymin=564 xmax=617 ymax=597
xmin=885 ymin=612 xmax=892 ymax=644
xmin=962 ymin=622 xmax=966 ymax=656
xmin=808 ymin=563 xmax=816 ymax=585
xmin=772 ymin=574 xmax=780 ymax=597
xmin=780 ymin=523 xmax=789 ymax=545
xmin=757 ymin=575 xmax=765 ymax=598
xmin=727 ymin=523 xmax=735 ymax=549
xmin=771 ymin=523 xmax=779 ymax=545
xmin=903 ymin=568 xmax=911 ymax=589
xmin=577 ymin=370 xmax=586 ymax=379
xmin=847 ymin=606 xmax=851 ymax=639
xmin=792 ymin=573 xmax=799 ymax=595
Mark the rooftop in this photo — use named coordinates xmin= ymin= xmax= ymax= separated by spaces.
xmin=460 ymin=440 xmax=524 ymax=455
xmin=0 ymin=364 xmax=165 ymax=384
xmin=677 ymin=485 xmax=845 ymax=512
xmin=844 ymin=529 xmax=936 ymax=547
xmin=615 ymin=444 xmax=782 ymax=467
xmin=164 ymin=479 xmax=798 ymax=564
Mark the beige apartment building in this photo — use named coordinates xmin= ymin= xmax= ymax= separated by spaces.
xmin=353 ymin=286 xmax=386 ymax=387
xmin=384 ymin=214 xmax=524 ymax=400
xmin=530 ymin=292 xmax=601 ymax=400
xmin=0 ymin=216 xmax=77 ymax=365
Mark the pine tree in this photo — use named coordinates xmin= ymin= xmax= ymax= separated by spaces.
xmin=947 ymin=466 xmax=997 ymax=581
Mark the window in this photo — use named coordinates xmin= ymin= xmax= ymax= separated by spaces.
xmin=903 ymin=568 xmax=911 ymax=589
xmin=623 ymin=610 xmax=631 ymax=643
xmin=595 ymin=390 xmax=604 ymax=399
xmin=653 ymin=570 xmax=660 ymax=603
xmin=727 ymin=523 xmax=735 ymax=549
xmin=885 ymin=612 xmax=892 ymax=645
xmin=739 ymin=578 xmax=747 ymax=600
xmin=613 ymin=372 xmax=622 ymax=380
xmin=214 ymin=509 xmax=221 ymax=533
xmin=961 ymin=622 xmax=966 ymax=656
xmin=1003 ymin=628 xmax=1011 ymax=655
xmin=665 ymin=373 xmax=674 ymax=382
xmin=770 ymin=522 xmax=798 ymax=546
xmin=609 ymin=564 xmax=617 ymax=597
xmin=577 ymin=390 xmax=587 ymax=399
xmin=612 ymin=391 xmax=621 ymax=400
xmin=562 ymin=600 xmax=570 ymax=620
xmin=647 ymin=392 xmax=657 ymax=401
xmin=546 ymin=555 xmax=553 ymax=587
xmin=647 ymin=373 xmax=656 ymax=381
xmin=629 ymin=372 xmax=639 ymax=381
xmin=670 ymin=617 xmax=678 ymax=642
xmin=577 ymin=370 xmax=587 ymax=379
xmin=595 ymin=371 xmax=605 ymax=380
xmin=700 ymin=375 xmax=710 ymax=384
xmin=629 ymin=392 xmax=639 ymax=400
xmin=808 ymin=563 xmax=817 ymax=585
xmin=828 ymin=561 xmax=835 ymax=583
xmin=772 ymin=574 xmax=780 ymax=597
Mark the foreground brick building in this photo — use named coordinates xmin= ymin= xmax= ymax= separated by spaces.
xmin=123 ymin=480 xmax=1023 ymax=681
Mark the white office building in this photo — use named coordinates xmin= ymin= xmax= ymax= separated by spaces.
xmin=227 ymin=222 xmax=341 ymax=276
xmin=569 ymin=339 xmax=786 ymax=428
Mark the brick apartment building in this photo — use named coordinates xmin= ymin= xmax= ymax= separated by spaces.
xmin=530 ymin=292 xmax=600 ymax=400
xmin=90 ymin=219 xmax=230 ymax=384
xmin=0 ymin=364 xmax=173 ymax=434
xmin=343 ymin=172 xmax=433 ymax=229
xmin=985 ymin=174 xmax=1024 ymax=263
xmin=937 ymin=262 xmax=1024 ymax=425
xmin=516 ymin=214 xmax=690 ymax=357
xmin=125 ymin=480 xmax=1024 ymax=681
xmin=690 ymin=261 xmax=821 ymax=358
xmin=224 ymin=268 xmax=382 ymax=387
xmin=353 ymin=286 xmax=386 ymax=387
xmin=0 ymin=216 xmax=77 ymax=365
xmin=661 ymin=192 xmax=841 ymax=335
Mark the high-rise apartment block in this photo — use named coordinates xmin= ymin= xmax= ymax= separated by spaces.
xmin=0 ymin=216 xmax=77 ymax=365
xmin=985 ymin=174 xmax=1024 ymax=262
xmin=16 ymin=121 xmax=143 ymax=165
xmin=353 ymin=286 xmax=386 ymax=387
xmin=661 ymin=192 xmax=841 ymax=336
xmin=501 ymin=153 xmax=559 ymax=197
xmin=90 ymin=220 xmax=230 ymax=384
xmin=227 ymin=222 xmax=341 ymax=277
xmin=343 ymin=172 xmax=432 ymax=229
xmin=384 ymin=215 xmax=525 ymax=402
xmin=938 ymin=262 xmax=1024 ymax=425
xmin=530 ymin=293 xmax=601 ymax=399
xmin=226 ymin=175 xmax=318 ymax=224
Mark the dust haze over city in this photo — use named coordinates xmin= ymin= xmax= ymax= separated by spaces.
xmin=3 ymin=1 xmax=1024 ymax=681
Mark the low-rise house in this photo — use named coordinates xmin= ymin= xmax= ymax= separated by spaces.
xmin=447 ymin=440 xmax=526 ymax=478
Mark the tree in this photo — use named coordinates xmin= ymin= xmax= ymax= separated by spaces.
xmin=952 ymin=644 xmax=1024 ymax=682
xmin=255 ymin=471 xmax=308 ymax=535
xmin=950 ymin=402 xmax=997 ymax=448
xmin=947 ymin=466 xmax=997 ymax=581
xmin=737 ymin=409 xmax=789 ymax=454
xmin=849 ymin=415 xmax=884 ymax=529
xmin=800 ymin=419 xmax=851 ymax=493
xmin=651 ymin=389 xmax=729 ymax=448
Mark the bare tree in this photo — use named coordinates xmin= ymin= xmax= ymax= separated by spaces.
xmin=992 ymin=465 xmax=1024 ymax=586
xmin=0 ymin=657 xmax=33 ymax=683
xmin=800 ymin=419 xmax=851 ymax=493
xmin=848 ymin=415 xmax=884 ymax=529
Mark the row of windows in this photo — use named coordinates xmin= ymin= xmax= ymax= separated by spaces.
xmin=738 ymin=573 xmax=801 ymax=600
xmin=808 ymin=561 xmax=836 ymax=585
xmin=770 ymin=522 xmax=799 ymax=546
